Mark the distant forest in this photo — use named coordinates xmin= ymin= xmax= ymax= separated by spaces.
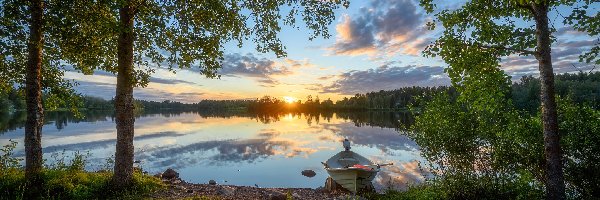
xmin=1 ymin=72 xmax=599 ymax=113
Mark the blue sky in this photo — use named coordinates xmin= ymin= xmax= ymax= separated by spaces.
xmin=64 ymin=0 xmax=599 ymax=103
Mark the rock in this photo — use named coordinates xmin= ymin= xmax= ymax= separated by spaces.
xmin=209 ymin=180 xmax=217 ymax=185
xmin=217 ymin=186 xmax=236 ymax=196
xmin=315 ymin=186 xmax=325 ymax=192
xmin=162 ymin=168 xmax=179 ymax=179
xmin=187 ymin=189 xmax=194 ymax=193
xmin=175 ymin=185 xmax=186 ymax=191
xmin=153 ymin=173 xmax=162 ymax=179
xmin=292 ymin=192 xmax=302 ymax=199
xmin=266 ymin=190 xmax=286 ymax=200
xmin=335 ymin=195 xmax=367 ymax=200
xmin=301 ymin=169 xmax=316 ymax=177
xmin=171 ymin=179 xmax=182 ymax=184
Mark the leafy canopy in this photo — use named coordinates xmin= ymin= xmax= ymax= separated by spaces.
xmin=57 ymin=0 xmax=350 ymax=87
xmin=0 ymin=0 xmax=85 ymax=111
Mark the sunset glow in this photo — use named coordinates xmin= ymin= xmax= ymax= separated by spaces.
xmin=53 ymin=0 xmax=596 ymax=103
xmin=283 ymin=96 xmax=297 ymax=104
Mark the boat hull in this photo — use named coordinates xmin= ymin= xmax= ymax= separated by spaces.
xmin=326 ymin=168 xmax=377 ymax=193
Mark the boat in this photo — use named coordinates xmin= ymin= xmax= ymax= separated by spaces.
xmin=322 ymin=139 xmax=392 ymax=193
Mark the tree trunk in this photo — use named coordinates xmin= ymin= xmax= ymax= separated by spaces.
xmin=533 ymin=3 xmax=566 ymax=200
xmin=112 ymin=1 xmax=136 ymax=188
xmin=25 ymin=0 xmax=44 ymax=181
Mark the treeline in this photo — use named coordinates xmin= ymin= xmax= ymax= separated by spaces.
xmin=2 ymin=72 xmax=599 ymax=114
xmin=245 ymin=86 xmax=455 ymax=113
xmin=79 ymin=97 xmax=254 ymax=111
xmin=512 ymin=72 xmax=600 ymax=112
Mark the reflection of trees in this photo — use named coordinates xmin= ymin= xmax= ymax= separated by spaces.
xmin=336 ymin=111 xmax=413 ymax=130
xmin=1 ymin=110 xmax=413 ymax=134
xmin=0 ymin=111 xmax=26 ymax=134
xmin=253 ymin=113 xmax=281 ymax=124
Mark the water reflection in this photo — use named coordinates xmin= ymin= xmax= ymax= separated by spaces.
xmin=0 ymin=110 xmax=425 ymax=190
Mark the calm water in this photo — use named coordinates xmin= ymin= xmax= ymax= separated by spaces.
xmin=0 ymin=110 xmax=428 ymax=191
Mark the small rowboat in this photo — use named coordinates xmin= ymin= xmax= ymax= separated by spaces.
xmin=322 ymin=139 xmax=392 ymax=193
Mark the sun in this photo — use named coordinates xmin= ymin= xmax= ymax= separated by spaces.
xmin=283 ymin=96 xmax=296 ymax=104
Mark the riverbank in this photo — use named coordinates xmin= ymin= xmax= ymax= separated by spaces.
xmin=150 ymin=179 xmax=356 ymax=200
xmin=149 ymin=169 xmax=363 ymax=200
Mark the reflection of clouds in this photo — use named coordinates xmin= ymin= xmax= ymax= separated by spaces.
xmin=321 ymin=123 xmax=418 ymax=152
xmin=3 ymin=111 xmax=428 ymax=189
xmin=140 ymin=130 xmax=318 ymax=169
xmin=372 ymin=159 xmax=431 ymax=191
xmin=12 ymin=131 xmax=183 ymax=157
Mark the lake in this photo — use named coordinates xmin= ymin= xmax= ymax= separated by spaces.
xmin=0 ymin=110 xmax=428 ymax=191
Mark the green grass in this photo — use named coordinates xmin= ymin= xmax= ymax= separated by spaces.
xmin=1 ymin=141 xmax=163 ymax=200
xmin=0 ymin=168 xmax=164 ymax=200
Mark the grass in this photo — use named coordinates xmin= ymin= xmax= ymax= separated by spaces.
xmin=0 ymin=141 xmax=164 ymax=200
xmin=0 ymin=168 xmax=164 ymax=200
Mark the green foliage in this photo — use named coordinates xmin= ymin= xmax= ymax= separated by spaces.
xmin=0 ymin=0 xmax=85 ymax=114
xmin=378 ymin=174 xmax=543 ymax=200
xmin=559 ymin=98 xmax=600 ymax=197
xmin=512 ymin=72 xmax=600 ymax=112
xmin=53 ymin=0 xmax=350 ymax=87
xmin=0 ymin=140 xmax=22 ymax=171
xmin=409 ymin=91 xmax=600 ymax=199
xmin=0 ymin=144 xmax=163 ymax=200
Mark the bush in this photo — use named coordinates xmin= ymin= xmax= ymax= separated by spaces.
xmin=407 ymin=93 xmax=600 ymax=199
xmin=378 ymin=174 xmax=543 ymax=200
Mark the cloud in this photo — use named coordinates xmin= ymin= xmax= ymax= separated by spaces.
xmin=321 ymin=65 xmax=450 ymax=94
xmin=219 ymin=53 xmax=292 ymax=78
xmin=555 ymin=26 xmax=589 ymax=37
xmin=72 ymin=80 xmax=206 ymax=103
xmin=329 ymin=0 xmax=428 ymax=57
xmin=148 ymin=77 xmax=199 ymax=85
xmin=217 ymin=53 xmax=312 ymax=87
xmin=502 ymin=38 xmax=598 ymax=79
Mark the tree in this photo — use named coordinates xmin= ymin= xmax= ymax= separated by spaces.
xmin=67 ymin=0 xmax=348 ymax=187
xmin=420 ymin=0 xmax=598 ymax=199
xmin=1 ymin=0 xmax=84 ymax=184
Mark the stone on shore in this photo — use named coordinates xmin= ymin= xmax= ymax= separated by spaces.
xmin=209 ymin=180 xmax=217 ymax=185
xmin=265 ymin=190 xmax=286 ymax=200
xmin=301 ymin=169 xmax=316 ymax=177
xmin=162 ymin=168 xmax=179 ymax=179
xmin=217 ymin=186 xmax=236 ymax=196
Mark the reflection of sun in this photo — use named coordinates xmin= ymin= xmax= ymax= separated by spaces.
xmin=283 ymin=96 xmax=296 ymax=103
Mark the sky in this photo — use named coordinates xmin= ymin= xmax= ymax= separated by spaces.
xmin=64 ymin=0 xmax=599 ymax=103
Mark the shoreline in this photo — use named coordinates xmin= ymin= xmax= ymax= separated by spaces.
xmin=151 ymin=177 xmax=363 ymax=200
xmin=150 ymin=169 xmax=364 ymax=200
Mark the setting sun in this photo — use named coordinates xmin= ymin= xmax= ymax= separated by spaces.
xmin=283 ymin=96 xmax=297 ymax=104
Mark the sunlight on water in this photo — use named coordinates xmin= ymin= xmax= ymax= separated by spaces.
xmin=0 ymin=111 xmax=429 ymax=191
